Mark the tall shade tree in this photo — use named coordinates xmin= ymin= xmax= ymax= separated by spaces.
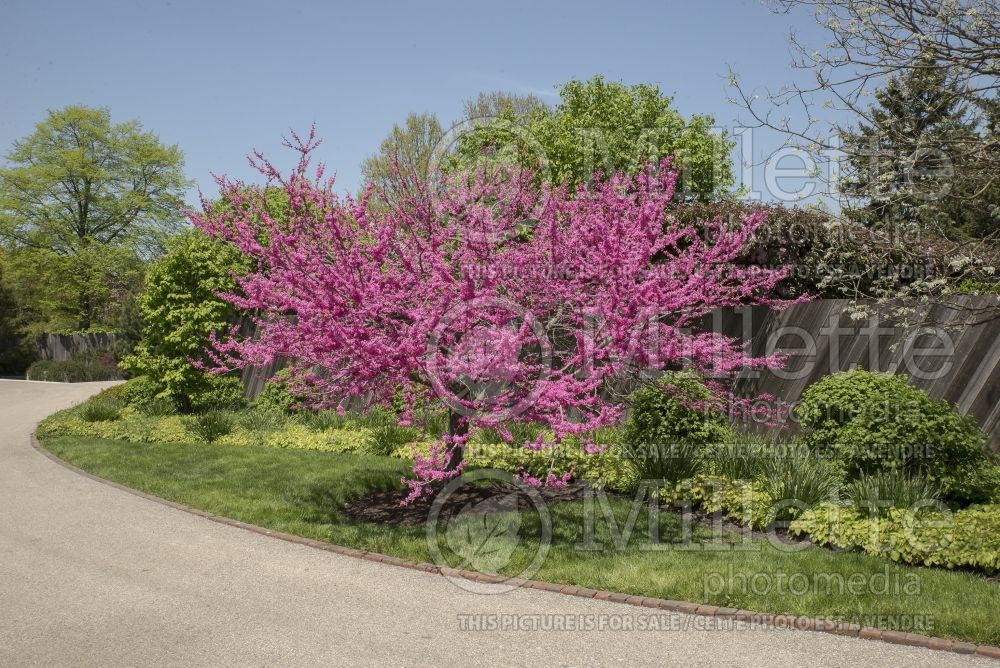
xmin=0 ymin=106 xmax=189 ymax=328
xmin=453 ymin=76 xmax=735 ymax=200
xmin=360 ymin=112 xmax=445 ymax=207
xmin=0 ymin=253 xmax=32 ymax=373
xmin=462 ymin=90 xmax=549 ymax=121
xmin=196 ymin=131 xmax=793 ymax=502
xmin=730 ymin=1 xmax=1000 ymax=329
xmin=0 ymin=243 xmax=144 ymax=336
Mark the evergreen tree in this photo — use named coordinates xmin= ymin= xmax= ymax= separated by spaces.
xmin=842 ymin=55 xmax=996 ymax=238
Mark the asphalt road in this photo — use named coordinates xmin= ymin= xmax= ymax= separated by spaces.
xmin=0 ymin=380 xmax=993 ymax=667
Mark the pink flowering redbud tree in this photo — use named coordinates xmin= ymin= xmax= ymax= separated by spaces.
xmin=195 ymin=129 xmax=795 ymax=503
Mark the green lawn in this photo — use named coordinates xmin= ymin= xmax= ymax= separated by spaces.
xmin=40 ymin=434 xmax=1000 ymax=646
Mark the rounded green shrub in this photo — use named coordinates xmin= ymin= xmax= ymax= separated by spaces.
xmin=119 ymin=375 xmax=164 ymax=408
xmin=254 ymin=368 xmax=297 ymax=414
xmin=797 ymin=370 xmax=994 ymax=504
xmin=621 ymin=371 xmax=729 ymax=483
xmin=190 ymin=375 xmax=247 ymax=412
xmin=121 ymin=228 xmax=251 ymax=412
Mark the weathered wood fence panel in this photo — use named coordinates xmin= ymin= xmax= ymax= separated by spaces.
xmin=241 ymin=358 xmax=289 ymax=399
xmin=36 ymin=332 xmax=120 ymax=362
xmin=236 ymin=298 xmax=1000 ymax=451
xmin=716 ymin=298 xmax=1000 ymax=451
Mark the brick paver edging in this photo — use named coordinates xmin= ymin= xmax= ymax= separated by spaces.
xmin=31 ymin=434 xmax=1000 ymax=661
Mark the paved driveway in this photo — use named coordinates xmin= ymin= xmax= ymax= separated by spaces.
xmin=0 ymin=380 xmax=993 ymax=667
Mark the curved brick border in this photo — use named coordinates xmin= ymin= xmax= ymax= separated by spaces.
xmin=31 ymin=434 xmax=1000 ymax=661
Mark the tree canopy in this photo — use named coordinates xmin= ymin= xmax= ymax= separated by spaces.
xmin=0 ymin=105 xmax=188 ymax=257
xmin=0 ymin=106 xmax=189 ymax=331
xmin=361 ymin=77 xmax=735 ymax=202
xmin=197 ymin=132 xmax=788 ymax=501
xmin=452 ymin=76 xmax=735 ymax=199
xmin=841 ymin=55 xmax=998 ymax=239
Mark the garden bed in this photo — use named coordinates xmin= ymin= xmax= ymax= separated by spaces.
xmin=32 ymin=374 xmax=1000 ymax=646
xmin=35 ymin=427 xmax=1000 ymax=647
xmin=342 ymin=482 xmax=590 ymax=525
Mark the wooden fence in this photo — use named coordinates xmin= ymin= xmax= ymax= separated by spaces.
xmin=236 ymin=298 xmax=1000 ymax=451
xmin=714 ymin=298 xmax=1000 ymax=451
xmin=36 ymin=332 xmax=120 ymax=362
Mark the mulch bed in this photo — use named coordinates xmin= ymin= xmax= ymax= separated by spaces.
xmin=342 ymin=481 xmax=590 ymax=526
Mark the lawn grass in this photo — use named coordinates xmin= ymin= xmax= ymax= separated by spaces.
xmin=40 ymin=434 xmax=1000 ymax=646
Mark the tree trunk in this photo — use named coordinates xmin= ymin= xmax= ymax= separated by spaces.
xmin=445 ymin=410 xmax=466 ymax=472
xmin=79 ymin=292 xmax=92 ymax=331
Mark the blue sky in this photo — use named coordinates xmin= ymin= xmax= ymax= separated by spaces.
xmin=1 ymin=0 xmax=831 ymax=202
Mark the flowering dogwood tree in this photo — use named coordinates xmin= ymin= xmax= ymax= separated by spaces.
xmin=195 ymin=129 xmax=795 ymax=502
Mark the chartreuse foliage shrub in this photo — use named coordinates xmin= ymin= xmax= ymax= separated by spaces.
xmin=466 ymin=427 xmax=640 ymax=493
xmin=258 ymin=424 xmax=373 ymax=453
xmin=657 ymin=475 xmax=775 ymax=529
xmin=36 ymin=389 xmax=430 ymax=458
xmin=249 ymin=373 xmax=430 ymax=457
xmin=253 ymin=368 xmax=298 ymax=414
xmin=790 ymin=503 xmax=1000 ymax=573
xmin=119 ymin=375 xmax=162 ymax=408
xmin=797 ymin=370 xmax=998 ymax=504
xmin=37 ymin=406 xmax=193 ymax=444
xmin=121 ymin=228 xmax=251 ymax=412
xmin=621 ymin=371 xmax=730 ymax=484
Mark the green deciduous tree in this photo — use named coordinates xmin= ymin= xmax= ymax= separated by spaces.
xmin=452 ymin=76 xmax=734 ymax=199
xmin=0 ymin=105 xmax=188 ymax=330
xmin=0 ymin=254 xmax=32 ymax=374
xmin=462 ymin=90 xmax=549 ymax=122
xmin=1 ymin=244 xmax=145 ymax=336
xmin=360 ymin=112 xmax=445 ymax=207
xmin=732 ymin=1 xmax=1000 ymax=239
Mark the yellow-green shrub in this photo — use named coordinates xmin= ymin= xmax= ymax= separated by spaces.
xmin=465 ymin=439 xmax=640 ymax=493
xmin=262 ymin=424 xmax=373 ymax=453
xmin=657 ymin=475 xmax=774 ymax=529
xmin=790 ymin=503 xmax=1000 ymax=573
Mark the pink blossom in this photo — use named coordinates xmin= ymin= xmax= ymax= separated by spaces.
xmin=193 ymin=131 xmax=801 ymax=500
